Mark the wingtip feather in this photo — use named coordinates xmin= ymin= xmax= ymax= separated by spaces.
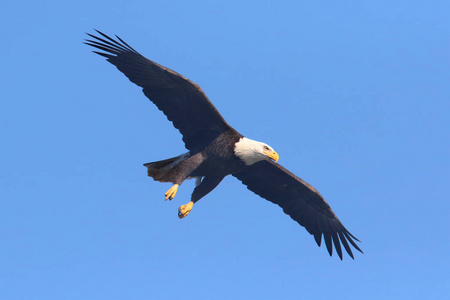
xmin=331 ymin=232 xmax=343 ymax=260
xmin=314 ymin=233 xmax=322 ymax=247
xmin=323 ymin=234 xmax=333 ymax=257
xmin=338 ymin=232 xmax=354 ymax=259
xmin=343 ymin=231 xmax=363 ymax=254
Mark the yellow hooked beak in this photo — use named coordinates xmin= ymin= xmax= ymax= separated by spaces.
xmin=266 ymin=150 xmax=279 ymax=163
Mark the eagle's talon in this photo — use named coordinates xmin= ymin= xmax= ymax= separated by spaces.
xmin=165 ymin=184 xmax=179 ymax=201
xmin=178 ymin=201 xmax=194 ymax=219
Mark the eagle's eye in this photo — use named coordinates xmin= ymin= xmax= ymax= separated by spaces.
xmin=263 ymin=145 xmax=270 ymax=151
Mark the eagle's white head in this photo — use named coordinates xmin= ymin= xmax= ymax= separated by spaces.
xmin=234 ymin=137 xmax=279 ymax=166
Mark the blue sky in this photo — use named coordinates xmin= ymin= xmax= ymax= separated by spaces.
xmin=1 ymin=1 xmax=449 ymax=299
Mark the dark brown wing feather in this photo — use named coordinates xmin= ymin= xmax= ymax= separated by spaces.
xmin=85 ymin=30 xmax=231 ymax=151
xmin=233 ymin=160 xmax=363 ymax=260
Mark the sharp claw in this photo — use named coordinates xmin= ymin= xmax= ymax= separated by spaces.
xmin=178 ymin=201 xmax=194 ymax=219
xmin=164 ymin=184 xmax=179 ymax=201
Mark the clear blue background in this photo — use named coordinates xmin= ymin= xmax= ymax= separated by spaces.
xmin=1 ymin=1 xmax=449 ymax=299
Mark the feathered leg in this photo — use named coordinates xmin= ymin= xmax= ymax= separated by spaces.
xmin=178 ymin=176 xmax=225 ymax=219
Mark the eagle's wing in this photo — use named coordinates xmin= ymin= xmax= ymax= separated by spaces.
xmin=85 ymin=30 xmax=231 ymax=151
xmin=233 ymin=160 xmax=363 ymax=259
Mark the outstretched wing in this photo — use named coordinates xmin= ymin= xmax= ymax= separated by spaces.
xmin=233 ymin=160 xmax=363 ymax=260
xmin=85 ymin=30 xmax=232 ymax=151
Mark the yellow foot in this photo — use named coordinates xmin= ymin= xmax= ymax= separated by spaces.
xmin=178 ymin=201 xmax=194 ymax=219
xmin=164 ymin=184 xmax=179 ymax=201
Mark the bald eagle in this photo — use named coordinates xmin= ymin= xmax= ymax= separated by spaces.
xmin=85 ymin=30 xmax=363 ymax=260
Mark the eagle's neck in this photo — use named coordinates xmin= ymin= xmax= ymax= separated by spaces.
xmin=234 ymin=137 xmax=267 ymax=166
